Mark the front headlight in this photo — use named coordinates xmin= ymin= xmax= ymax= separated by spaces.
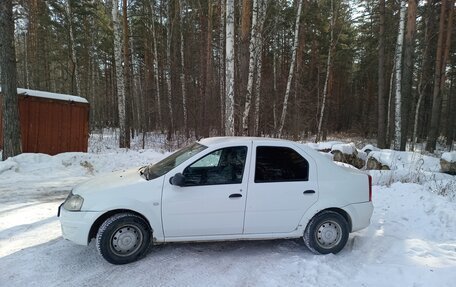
xmin=63 ymin=192 xmax=84 ymax=211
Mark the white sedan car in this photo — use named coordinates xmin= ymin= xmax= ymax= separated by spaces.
xmin=59 ymin=137 xmax=373 ymax=264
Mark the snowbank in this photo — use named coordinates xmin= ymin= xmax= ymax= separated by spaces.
xmin=331 ymin=143 xmax=357 ymax=155
xmin=442 ymin=152 xmax=456 ymax=163
xmin=305 ymin=141 xmax=344 ymax=151
xmin=367 ymin=150 xmax=440 ymax=172
xmin=361 ymin=144 xmax=380 ymax=154
xmin=0 ymin=149 xmax=167 ymax=203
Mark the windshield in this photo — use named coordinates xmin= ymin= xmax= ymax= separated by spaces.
xmin=140 ymin=142 xmax=207 ymax=180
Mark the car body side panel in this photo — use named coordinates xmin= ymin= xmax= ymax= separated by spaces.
xmin=243 ymin=141 xmax=319 ymax=234
xmin=71 ymin=172 xmax=165 ymax=242
xmin=161 ymin=140 xmax=253 ymax=238
xmin=60 ymin=137 xmax=374 ymax=247
xmin=293 ymin=144 xmax=373 ymax=234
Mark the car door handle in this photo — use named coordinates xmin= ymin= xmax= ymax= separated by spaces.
xmin=229 ymin=193 xmax=243 ymax=198
xmin=303 ymin=190 xmax=315 ymax=194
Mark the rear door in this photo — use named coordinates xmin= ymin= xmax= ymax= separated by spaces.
xmin=243 ymin=142 xmax=318 ymax=234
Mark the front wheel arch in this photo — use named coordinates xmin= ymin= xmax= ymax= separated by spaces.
xmin=88 ymin=209 xmax=153 ymax=244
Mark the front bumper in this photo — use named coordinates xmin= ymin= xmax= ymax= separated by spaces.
xmin=59 ymin=207 xmax=103 ymax=246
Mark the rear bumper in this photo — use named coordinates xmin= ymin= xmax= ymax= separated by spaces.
xmin=59 ymin=208 xmax=103 ymax=245
xmin=343 ymin=201 xmax=374 ymax=232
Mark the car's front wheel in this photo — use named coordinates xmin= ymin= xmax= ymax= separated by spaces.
xmin=96 ymin=213 xmax=151 ymax=264
xmin=303 ymin=210 xmax=349 ymax=254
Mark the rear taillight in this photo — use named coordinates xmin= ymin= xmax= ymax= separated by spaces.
xmin=368 ymin=174 xmax=372 ymax=201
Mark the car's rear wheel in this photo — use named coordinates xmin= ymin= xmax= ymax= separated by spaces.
xmin=303 ymin=210 xmax=349 ymax=254
xmin=96 ymin=213 xmax=151 ymax=264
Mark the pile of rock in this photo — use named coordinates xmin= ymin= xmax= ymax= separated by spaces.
xmin=366 ymin=156 xmax=390 ymax=170
xmin=330 ymin=143 xmax=366 ymax=169
xmin=440 ymin=152 xmax=456 ymax=175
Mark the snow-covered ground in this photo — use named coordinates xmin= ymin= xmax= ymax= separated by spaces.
xmin=1 ymin=134 xmax=456 ymax=287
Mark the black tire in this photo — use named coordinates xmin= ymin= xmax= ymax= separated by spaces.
xmin=303 ymin=210 xmax=349 ymax=254
xmin=96 ymin=213 xmax=151 ymax=265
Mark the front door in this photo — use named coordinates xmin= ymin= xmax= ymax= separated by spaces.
xmin=243 ymin=142 xmax=318 ymax=234
xmin=162 ymin=145 xmax=250 ymax=237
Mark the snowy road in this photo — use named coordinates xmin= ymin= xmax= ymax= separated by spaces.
xmin=1 ymin=151 xmax=456 ymax=286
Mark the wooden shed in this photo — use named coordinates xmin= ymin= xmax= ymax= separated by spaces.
xmin=0 ymin=88 xmax=89 ymax=155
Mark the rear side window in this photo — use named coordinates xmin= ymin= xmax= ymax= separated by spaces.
xmin=255 ymin=146 xmax=309 ymax=183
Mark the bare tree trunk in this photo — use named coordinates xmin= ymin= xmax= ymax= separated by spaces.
xmin=446 ymin=70 xmax=455 ymax=149
xmin=165 ymin=0 xmax=174 ymax=136
xmin=412 ymin=2 xmax=432 ymax=151
xmin=241 ymin=0 xmax=259 ymax=135
xmin=316 ymin=0 xmax=335 ymax=143
xmin=149 ymin=0 xmax=162 ymax=130
xmin=386 ymin=61 xmax=395 ymax=146
xmin=427 ymin=0 xmax=454 ymax=152
xmin=112 ymin=0 xmax=128 ymax=148
xmin=272 ymin=37 xmax=277 ymax=132
xmin=179 ymin=0 xmax=188 ymax=136
xmin=278 ymin=0 xmax=303 ymax=137
xmin=253 ymin=0 xmax=266 ymax=136
xmin=225 ymin=0 xmax=235 ymax=136
xmin=122 ymin=0 xmax=131 ymax=147
xmin=202 ymin=2 xmax=213 ymax=137
xmin=377 ymin=0 xmax=386 ymax=148
xmin=219 ymin=0 xmax=225 ymax=135
xmin=65 ymin=1 xmax=81 ymax=96
xmin=0 ymin=0 xmax=22 ymax=160
xmin=393 ymin=0 xmax=406 ymax=150
xmin=400 ymin=0 xmax=417 ymax=151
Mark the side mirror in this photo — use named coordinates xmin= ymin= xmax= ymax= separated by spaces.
xmin=170 ymin=173 xmax=186 ymax=187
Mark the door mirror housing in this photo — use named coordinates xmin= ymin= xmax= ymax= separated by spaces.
xmin=170 ymin=173 xmax=186 ymax=186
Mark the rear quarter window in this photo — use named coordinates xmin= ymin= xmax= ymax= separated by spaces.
xmin=255 ymin=146 xmax=309 ymax=183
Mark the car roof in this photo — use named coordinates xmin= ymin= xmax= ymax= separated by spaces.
xmin=198 ymin=136 xmax=290 ymax=146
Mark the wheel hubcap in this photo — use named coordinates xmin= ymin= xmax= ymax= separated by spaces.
xmin=315 ymin=220 xmax=342 ymax=249
xmin=111 ymin=225 xmax=143 ymax=256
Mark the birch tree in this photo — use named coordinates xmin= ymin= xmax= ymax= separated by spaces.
xmin=278 ymin=0 xmax=303 ymax=137
xmin=112 ymin=0 xmax=128 ymax=148
xmin=393 ymin=0 xmax=406 ymax=150
xmin=225 ymin=0 xmax=235 ymax=136
xmin=316 ymin=0 xmax=335 ymax=143
xmin=253 ymin=0 xmax=266 ymax=136
xmin=0 ymin=0 xmax=22 ymax=160
xmin=122 ymin=0 xmax=131 ymax=147
xmin=241 ymin=0 xmax=259 ymax=135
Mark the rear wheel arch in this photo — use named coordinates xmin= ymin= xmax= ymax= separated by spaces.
xmin=323 ymin=208 xmax=352 ymax=232
xmin=88 ymin=209 xmax=153 ymax=244
xmin=303 ymin=209 xmax=350 ymax=254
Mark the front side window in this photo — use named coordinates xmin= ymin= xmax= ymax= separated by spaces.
xmin=141 ymin=142 xmax=207 ymax=180
xmin=183 ymin=146 xmax=247 ymax=186
xmin=255 ymin=146 xmax=309 ymax=183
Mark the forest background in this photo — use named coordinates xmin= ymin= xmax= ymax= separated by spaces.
xmin=1 ymin=0 xmax=455 ymax=159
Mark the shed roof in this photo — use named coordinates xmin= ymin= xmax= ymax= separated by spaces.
xmin=0 ymin=87 xmax=88 ymax=104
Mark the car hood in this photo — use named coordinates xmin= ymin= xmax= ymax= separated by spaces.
xmin=73 ymin=168 xmax=146 ymax=197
